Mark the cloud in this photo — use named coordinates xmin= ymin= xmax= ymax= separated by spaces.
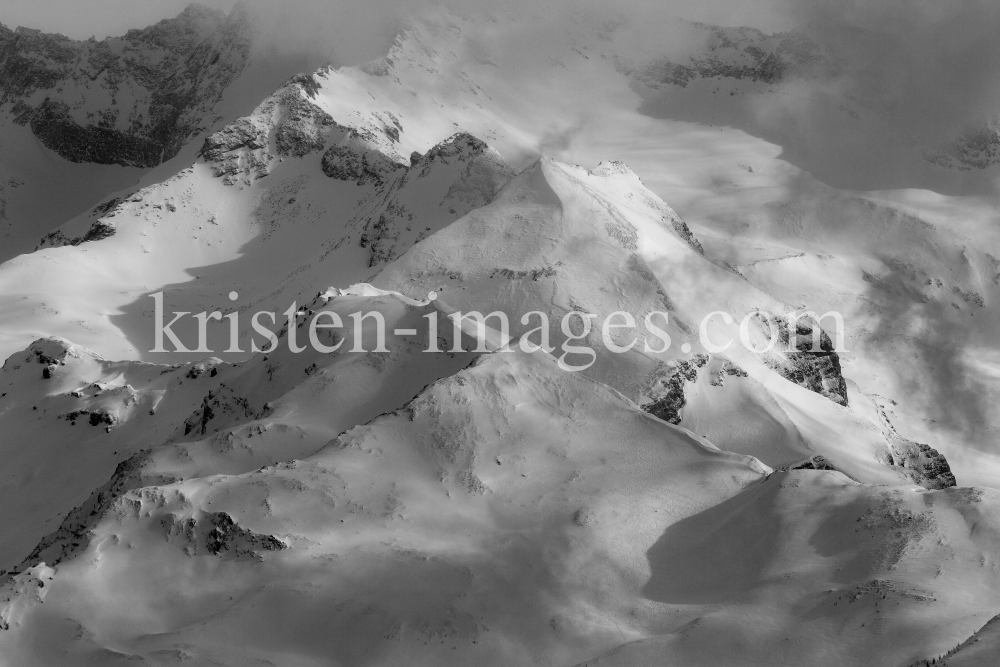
xmin=788 ymin=0 xmax=1000 ymax=136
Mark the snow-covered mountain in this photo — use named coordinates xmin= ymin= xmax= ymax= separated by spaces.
xmin=0 ymin=4 xmax=998 ymax=666
xmin=0 ymin=2 xmax=332 ymax=261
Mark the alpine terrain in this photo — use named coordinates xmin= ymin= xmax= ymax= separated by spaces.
xmin=0 ymin=3 xmax=998 ymax=666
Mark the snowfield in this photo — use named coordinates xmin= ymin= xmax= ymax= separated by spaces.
xmin=0 ymin=4 xmax=999 ymax=666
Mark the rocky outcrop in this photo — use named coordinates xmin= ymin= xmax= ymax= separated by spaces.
xmin=201 ymin=512 xmax=285 ymax=558
xmin=24 ymin=99 xmax=165 ymax=166
xmin=322 ymin=139 xmax=405 ymax=186
xmin=199 ymin=114 xmax=272 ymax=181
xmin=868 ymin=393 xmax=957 ymax=489
xmin=889 ymin=440 xmax=957 ymax=490
xmin=178 ymin=383 xmax=270 ymax=439
xmin=642 ymin=355 xmax=709 ymax=424
xmin=1 ymin=4 xmax=253 ymax=167
xmin=777 ymin=455 xmax=838 ymax=472
xmin=199 ymin=73 xmax=383 ymax=185
xmin=275 ymin=97 xmax=335 ymax=157
xmin=709 ymin=360 xmax=748 ymax=386
xmin=158 ymin=510 xmax=287 ymax=560
xmin=754 ymin=313 xmax=849 ymax=406
xmin=35 ymin=220 xmax=115 ymax=250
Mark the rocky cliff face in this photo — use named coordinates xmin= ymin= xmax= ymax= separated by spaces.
xmin=641 ymin=355 xmax=710 ymax=425
xmin=199 ymin=72 xmax=408 ymax=187
xmin=774 ymin=314 xmax=849 ymax=405
xmin=0 ymin=4 xmax=253 ymax=167
xmin=890 ymin=440 xmax=957 ymax=490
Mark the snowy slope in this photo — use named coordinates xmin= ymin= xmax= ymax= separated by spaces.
xmin=1 ymin=346 xmax=761 ymax=666
xmin=2 ymin=339 xmax=996 ymax=666
xmin=0 ymin=287 xmax=475 ymax=573
xmin=578 ymin=478 xmax=1000 ymax=667
xmin=0 ymin=5 xmax=999 ymax=666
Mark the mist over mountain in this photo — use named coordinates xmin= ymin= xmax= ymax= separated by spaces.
xmin=0 ymin=2 xmax=998 ymax=666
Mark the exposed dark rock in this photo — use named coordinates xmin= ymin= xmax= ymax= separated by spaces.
xmin=0 ymin=4 xmax=254 ymax=167
xmin=198 ymin=77 xmax=343 ymax=185
xmin=664 ymin=211 xmax=704 ymax=254
xmin=36 ymin=220 xmax=115 ymax=250
xmin=185 ymin=361 xmax=221 ymax=379
xmin=490 ymin=267 xmax=558 ymax=281
xmin=777 ymin=455 xmax=837 ymax=472
xmin=642 ymin=355 xmax=709 ymax=424
xmin=286 ymin=72 xmax=321 ymax=99
xmin=62 ymin=409 xmax=116 ymax=428
xmin=179 ymin=384 xmax=269 ymax=439
xmin=273 ymin=94 xmax=335 ymax=157
xmin=756 ymin=313 xmax=849 ymax=406
xmin=417 ymin=132 xmax=489 ymax=171
xmin=92 ymin=197 xmax=123 ymax=217
xmin=199 ymin=115 xmax=271 ymax=182
xmin=710 ymin=360 xmax=748 ymax=386
xmin=890 ymin=440 xmax=957 ymax=490
xmin=29 ymin=341 xmax=68 ymax=367
xmin=26 ymin=99 xmax=164 ymax=166
xmin=202 ymin=512 xmax=285 ymax=557
xmin=321 ymin=138 xmax=405 ymax=186
xmin=871 ymin=396 xmax=958 ymax=489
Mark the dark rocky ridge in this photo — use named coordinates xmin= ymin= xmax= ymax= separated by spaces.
xmin=36 ymin=220 xmax=115 ymax=249
xmin=0 ymin=3 xmax=253 ymax=167
xmin=199 ymin=74 xmax=351 ymax=184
